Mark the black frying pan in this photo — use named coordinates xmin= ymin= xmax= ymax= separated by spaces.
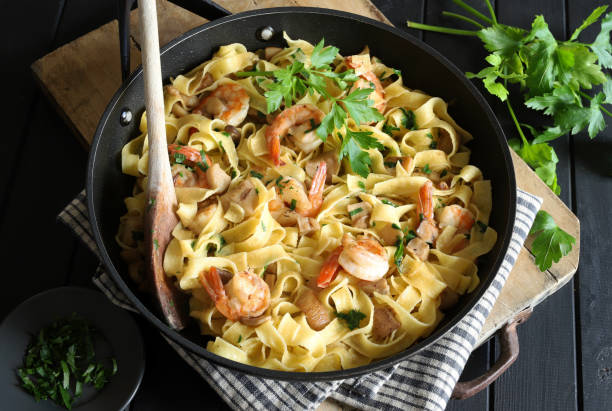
xmin=87 ymin=6 xmax=516 ymax=381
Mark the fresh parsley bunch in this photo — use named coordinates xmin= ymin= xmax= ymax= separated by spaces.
xmin=407 ymin=0 xmax=602 ymax=271
xmin=237 ymin=39 xmax=384 ymax=177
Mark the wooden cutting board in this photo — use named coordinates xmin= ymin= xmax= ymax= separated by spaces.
xmin=31 ymin=0 xmax=579 ymax=365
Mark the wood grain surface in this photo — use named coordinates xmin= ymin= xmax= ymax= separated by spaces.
xmin=9 ymin=0 xmax=601 ymax=410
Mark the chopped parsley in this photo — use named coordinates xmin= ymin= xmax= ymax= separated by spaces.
xmin=221 ymin=131 xmax=231 ymax=138
xmin=147 ymin=198 xmax=155 ymax=212
xmin=394 ymin=235 xmax=405 ymax=270
xmin=405 ymin=229 xmax=417 ymax=241
xmin=153 ymin=239 xmax=159 ymax=250
xmin=230 ymin=169 xmax=237 ymax=179
xmin=191 ymin=240 xmax=196 ymax=249
xmin=218 ymin=141 xmax=226 ymax=153
xmin=419 ymin=213 xmax=425 ymax=221
xmin=440 ymin=169 xmax=448 ymax=178
xmin=429 ymin=140 xmax=437 ymax=149
xmin=275 ymin=175 xmax=284 ymax=186
xmin=349 ymin=207 xmax=363 ymax=217
xmin=382 ymin=122 xmax=400 ymax=136
xmin=381 ymin=199 xmax=398 ymax=207
xmin=476 ymin=221 xmax=488 ymax=233
xmin=173 ymin=152 xmax=186 ymax=164
xmin=178 ymin=172 xmax=184 ymax=178
xmin=423 ymin=164 xmax=432 ymax=174
xmin=358 ymin=181 xmax=366 ymax=191
xmin=384 ymin=161 xmax=397 ymax=168
xmin=219 ymin=236 xmax=226 ymax=248
xmin=391 ymin=223 xmax=401 ymax=230
xmin=17 ymin=314 xmax=117 ymax=410
xmin=261 ymin=221 xmax=266 ymax=232
xmin=290 ymin=199 xmax=297 ymax=210
xmin=250 ymin=170 xmax=264 ymax=179
xmin=400 ymin=108 xmax=417 ymax=130
xmin=335 ymin=310 xmax=366 ymax=330
xmin=237 ymin=335 xmax=242 ymax=343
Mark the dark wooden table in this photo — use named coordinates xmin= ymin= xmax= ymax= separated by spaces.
xmin=1 ymin=0 xmax=609 ymax=409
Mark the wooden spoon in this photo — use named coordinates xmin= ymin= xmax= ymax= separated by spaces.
xmin=139 ymin=0 xmax=188 ymax=330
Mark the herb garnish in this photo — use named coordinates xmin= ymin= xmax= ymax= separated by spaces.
xmin=400 ymin=108 xmax=418 ymax=130
xmin=529 ymin=210 xmax=575 ymax=271
xmin=358 ymin=181 xmax=366 ymax=191
xmin=394 ymin=235 xmax=405 ymax=270
xmin=173 ymin=152 xmax=186 ymax=164
xmin=290 ymin=199 xmax=297 ymax=210
xmin=476 ymin=221 xmax=488 ymax=233
xmin=335 ymin=310 xmax=366 ymax=330
xmin=381 ymin=199 xmax=398 ymax=207
xmin=349 ymin=207 xmax=363 ymax=217
xmin=17 ymin=314 xmax=117 ymax=410
xmin=423 ymin=164 xmax=432 ymax=174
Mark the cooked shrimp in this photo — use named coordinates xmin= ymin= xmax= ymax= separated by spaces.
xmin=416 ymin=219 xmax=439 ymax=244
xmin=345 ymin=56 xmax=386 ymax=114
xmin=193 ymin=83 xmax=249 ymax=126
xmin=338 ymin=235 xmax=389 ymax=281
xmin=438 ymin=204 xmax=475 ymax=233
xmin=305 ymin=151 xmax=339 ymax=183
xmin=317 ymin=245 xmax=343 ymax=288
xmin=265 ymin=104 xmax=325 ymax=166
xmin=417 ymin=180 xmax=434 ymax=221
xmin=273 ymin=161 xmax=327 ymax=218
xmin=168 ymin=145 xmax=207 ymax=188
xmin=199 ymin=267 xmax=270 ymax=323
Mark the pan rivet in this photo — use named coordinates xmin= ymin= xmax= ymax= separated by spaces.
xmin=120 ymin=108 xmax=133 ymax=126
xmin=258 ymin=26 xmax=275 ymax=41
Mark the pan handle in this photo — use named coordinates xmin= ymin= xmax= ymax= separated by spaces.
xmin=116 ymin=0 xmax=231 ymax=81
xmin=451 ymin=307 xmax=533 ymax=400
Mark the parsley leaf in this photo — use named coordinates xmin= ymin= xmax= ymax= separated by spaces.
xmin=342 ymin=88 xmax=385 ymax=125
xmin=339 ymin=129 xmax=384 ymax=178
xmin=310 ymin=38 xmax=339 ymax=69
xmin=591 ymin=11 xmax=612 ymax=69
xmin=529 ymin=210 xmax=576 ymax=271
xmin=335 ymin=310 xmax=366 ymax=330
xmin=394 ymin=235 xmax=404 ymax=270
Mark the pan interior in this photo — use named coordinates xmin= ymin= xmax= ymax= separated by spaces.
xmin=88 ymin=8 xmax=516 ymax=381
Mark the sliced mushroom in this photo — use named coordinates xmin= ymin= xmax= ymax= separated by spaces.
xmin=305 ymin=151 xmax=340 ymax=183
xmin=206 ymin=163 xmax=231 ymax=193
xmin=224 ymin=125 xmax=241 ymax=143
xmin=407 ymin=237 xmax=430 ymax=261
xmin=297 ymin=215 xmax=320 ymax=235
xmin=357 ymin=278 xmax=390 ymax=296
xmin=372 ymin=306 xmax=400 ymax=341
xmin=220 ymin=180 xmax=259 ymax=217
xmin=378 ymin=223 xmax=402 ymax=246
xmin=437 ymin=129 xmax=453 ymax=154
xmin=348 ymin=201 xmax=372 ymax=228
xmin=187 ymin=201 xmax=218 ymax=234
xmin=295 ymin=288 xmax=332 ymax=331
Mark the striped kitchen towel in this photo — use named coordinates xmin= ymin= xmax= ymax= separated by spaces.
xmin=58 ymin=189 xmax=541 ymax=411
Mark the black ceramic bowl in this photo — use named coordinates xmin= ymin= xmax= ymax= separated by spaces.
xmin=87 ymin=7 xmax=516 ymax=381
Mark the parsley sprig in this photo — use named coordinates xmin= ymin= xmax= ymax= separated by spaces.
xmin=406 ymin=0 xmax=599 ymax=272
xmin=335 ymin=309 xmax=367 ymax=330
xmin=238 ymin=39 xmax=385 ymax=177
xmin=17 ymin=314 xmax=117 ymax=410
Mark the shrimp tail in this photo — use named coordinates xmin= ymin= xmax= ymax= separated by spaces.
xmin=266 ymin=132 xmax=281 ymax=166
xmin=317 ymin=246 xmax=343 ymax=288
xmin=417 ymin=180 xmax=434 ymax=221
xmin=304 ymin=161 xmax=327 ymax=217
xmin=199 ymin=267 xmax=238 ymax=321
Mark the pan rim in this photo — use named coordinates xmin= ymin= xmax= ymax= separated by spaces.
xmin=87 ymin=6 xmax=517 ymax=381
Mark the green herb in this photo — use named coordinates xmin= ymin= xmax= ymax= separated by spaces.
xmin=261 ymin=221 xmax=266 ymax=232
xmin=338 ymin=128 xmax=385 ymax=178
xmin=476 ymin=221 xmax=488 ymax=233
xmin=405 ymin=229 xmax=417 ymax=241
xmin=358 ymin=181 xmax=366 ymax=191
xmin=529 ymin=210 xmax=576 ymax=271
xmin=239 ymin=38 xmax=385 ymax=178
xmin=400 ymin=108 xmax=417 ymax=130
xmin=335 ymin=309 xmax=366 ymax=330
xmin=384 ymin=161 xmax=397 ymax=168
xmin=230 ymin=169 xmax=237 ymax=179
xmin=391 ymin=223 xmax=401 ymax=230
xmin=218 ymin=141 xmax=226 ymax=153
xmin=381 ymin=199 xmax=398 ymax=207
xmin=382 ymin=122 xmax=400 ymax=136
xmin=173 ymin=152 xmax=186 ymax=164
xmin=275 ymin=175 xmax=284 ymax=186
xmin=17 ymin=314 xmax=117 ymax=410
xmin=394 ymin=69 xmax=402 ymax=77
xmin=394 ymin=235 xmax=405 ymax=270
xmin=426 ymin=132 xmax=434 ymax=139
xmin=407 ymin=3 xmax=612 ymax=196
xmin=153 ymin=239 xmax=159 ymax=250
xmin=429 ymin=140 xmax=438 ymax=149
xmin=423 ymin=164 xmax=432 ymax=174
xmin=221 ymin=131 xmax=231 ymax=138
xmin=419 ymin=213 xmax=425 ymax=221
xmin=290 ymin=199 xmax=297 ymax=210
xmin=349 ymin=207 xmax=363 ymax=217
xmin=147 ymin=198 xmax=155 ymax=212
xmin=191 ymin=240 xmax=196 ymax=249
xmin=237 ymin=335 xmax=242 ymax=343
xmin=440 ymin=169 xmax=448 ymax=178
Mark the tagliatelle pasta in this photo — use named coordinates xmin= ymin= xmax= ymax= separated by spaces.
xmin=116 ymin=35 xmax=497 ymax=372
